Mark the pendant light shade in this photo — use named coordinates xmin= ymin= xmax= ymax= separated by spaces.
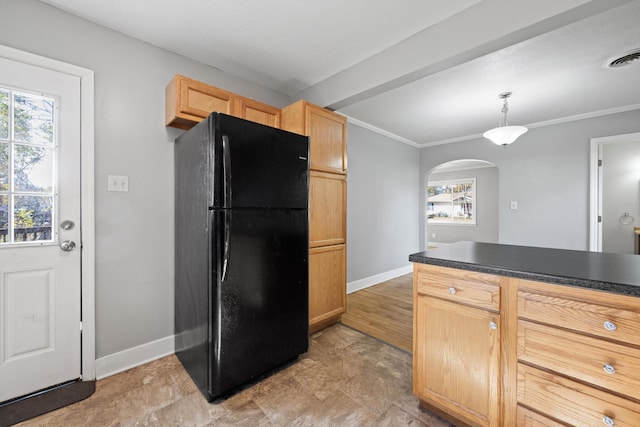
xmin=482 ymin=125 xmax=528 ymax=146
xmin=483 ymin=92 xmax=527 ymax=146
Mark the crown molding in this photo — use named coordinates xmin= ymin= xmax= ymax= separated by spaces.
xmin=344 ymin=115 xmax=421 ymax=147
xmin=419 ymin=103 xmax=640 ymax=148
xmin=345 ymin=103 xmax=640 ymax=149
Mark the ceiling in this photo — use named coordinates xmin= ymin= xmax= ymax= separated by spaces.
xmin=41 ymin=0 xmax=640 ymax=147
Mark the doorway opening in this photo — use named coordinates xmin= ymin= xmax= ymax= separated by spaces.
xmin=590 ymin=132 xmax=640 ymax=253
xmin=426 ymin=159 xmax=498 ymax=248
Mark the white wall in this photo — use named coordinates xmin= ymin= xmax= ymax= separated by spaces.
xmin=419 ymin=109 xmax=640 ymax=251
xmin=346 ymin=124 xmax=420 ymax=282
xmin=0 ymin=0 xmax=289 ymax=359
xmin=427 ymin=166 xmax=498 ymax=245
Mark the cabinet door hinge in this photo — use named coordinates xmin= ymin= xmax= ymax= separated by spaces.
xmin=598 ymin=215 xmax=602 ymax=223
xmin=598 ymin=159 xmax=603 ymax=167
xmin=80 ymin=321 xmax=83 ymax=331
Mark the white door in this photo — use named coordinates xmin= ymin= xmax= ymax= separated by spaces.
xmin=0 ymin=57 xmax=81 ymax=402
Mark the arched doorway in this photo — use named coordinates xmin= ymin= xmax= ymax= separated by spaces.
xmin=426 ymin=159 xmax=498 ymax=247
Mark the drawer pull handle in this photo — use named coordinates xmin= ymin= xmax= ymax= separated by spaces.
xmin=449 ymin=287 xmax=457 ymax=295
xmin=603 ymin=364 xmax=616 ymax=374
xmin=603 ymin=415 xmax=615 ymax=426
xmin=489 ymin=321 xmax=497 ymax=330
xmin=604 ymin=321 xmax=617 ymax=331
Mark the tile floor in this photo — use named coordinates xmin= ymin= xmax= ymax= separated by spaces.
xmin=16 ymin=325 xmax=451 ymax=426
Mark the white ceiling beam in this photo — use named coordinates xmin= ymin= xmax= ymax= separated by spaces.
xmin=296 ymin=0 xmax=632 ymax=110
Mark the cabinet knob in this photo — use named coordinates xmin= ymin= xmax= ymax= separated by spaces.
xmin=603 ymin=321 xmax=617 ymax=331
xmin=489 ymin=321 xmax=497 ymax=330
xmin=449 ymin=287 xmax=457 ymax=295
xmin=603 ymin=364 xmax=616 ymax=374
xmin=603 ymin=415 xmax=615 ymax=426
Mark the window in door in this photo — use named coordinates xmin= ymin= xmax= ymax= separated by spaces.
xmin=0 ymin=87 xmax=56 ymax=245
xmin=427 ymin=178 xmax=476 ymax=225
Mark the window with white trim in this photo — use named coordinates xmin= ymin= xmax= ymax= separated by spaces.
xmin=0 ymin=87 xmax=56 ymax=244
xmin=427 ymin=178 xmax=476 ymax=225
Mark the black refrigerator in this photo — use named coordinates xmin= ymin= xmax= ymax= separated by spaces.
xmin=174 ymin=112 xmax=309 ymax=402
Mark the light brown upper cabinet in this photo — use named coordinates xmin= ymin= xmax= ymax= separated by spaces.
xmin=166 ymin=75 xmax=233 ymax=129
xmin=235 ymin=97 xmax=281 ymax=129
xmin=165 ymin=74 xmax=280 ymax=130
xmin=281 ymin=100 xmax=347 ymax=174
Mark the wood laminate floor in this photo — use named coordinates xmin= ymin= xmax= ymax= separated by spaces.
xmin=341 ymin=273 xmax=413 ymax=353
xmin=16 ymin=324 xmax=450 ymax=427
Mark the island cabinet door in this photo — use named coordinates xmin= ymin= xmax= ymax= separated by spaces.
xmin=414 ymin=295 xmax=501 ymax=427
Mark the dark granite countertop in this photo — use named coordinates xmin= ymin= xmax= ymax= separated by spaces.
xmin=409 ymin=241 xmax=640 ymax=297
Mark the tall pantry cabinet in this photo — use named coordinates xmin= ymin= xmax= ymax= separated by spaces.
xmin=281 ymin=100 xmax=348 ymax=333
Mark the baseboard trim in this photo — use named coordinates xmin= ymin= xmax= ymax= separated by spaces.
xmin=95 ymin=335 xmax=175 ymax=380
xmin=347 ymin=265 xmax=413 ymax=294
xmin=95 ymin=265 xmax=414 ymax=378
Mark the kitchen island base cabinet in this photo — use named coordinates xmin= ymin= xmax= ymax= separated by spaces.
xmin=411 ymin=241 xmax=640 ymax=427
xmin=414 ymin=266 xmax=640 ymax=427
xmin=413 ymin=264 xmax=502 ymax=427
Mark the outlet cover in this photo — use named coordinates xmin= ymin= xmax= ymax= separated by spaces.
xmin=108 ymin=175 xmax=129 ymax=192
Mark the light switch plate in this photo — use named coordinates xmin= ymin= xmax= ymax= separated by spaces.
xmin=510 ymin=201 xmax=518 ymax=210
xmin=108 ymin=175 xmax=129 ymax=192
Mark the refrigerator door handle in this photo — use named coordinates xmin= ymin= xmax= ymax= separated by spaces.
xmin=222 ymin=135 xmax=232 ymax=208
xmin=222 ymin=210 xmax=231 ymax=282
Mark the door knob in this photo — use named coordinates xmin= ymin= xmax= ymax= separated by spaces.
xmin=60 ymin=240 xmax=76 ymax=252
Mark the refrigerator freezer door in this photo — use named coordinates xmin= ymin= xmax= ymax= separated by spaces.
xmin=209 ymin=208 xmax=309 ymax=400
xmin=214 ymin=114 xmax=309 ymax=209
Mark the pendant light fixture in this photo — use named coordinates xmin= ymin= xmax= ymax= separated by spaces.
xmin=483 ymin=92 xmax=527 ymax=146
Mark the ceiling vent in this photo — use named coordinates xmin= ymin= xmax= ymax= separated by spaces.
xmin=606 ymin=48 xmax=640 ymax=68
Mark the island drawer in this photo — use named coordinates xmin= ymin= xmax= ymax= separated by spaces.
xmin=517 ymin=285 xmax=640 ymax=347
xmin=516 ymin=405 xmax=566 ymax=427
xmin=518 ymin=320 xmax=640 ymax=399
xmin=517 ymin=364 xmax=640 ymax=427
xmin=415 ymin=264 xmax=501 ymax=311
